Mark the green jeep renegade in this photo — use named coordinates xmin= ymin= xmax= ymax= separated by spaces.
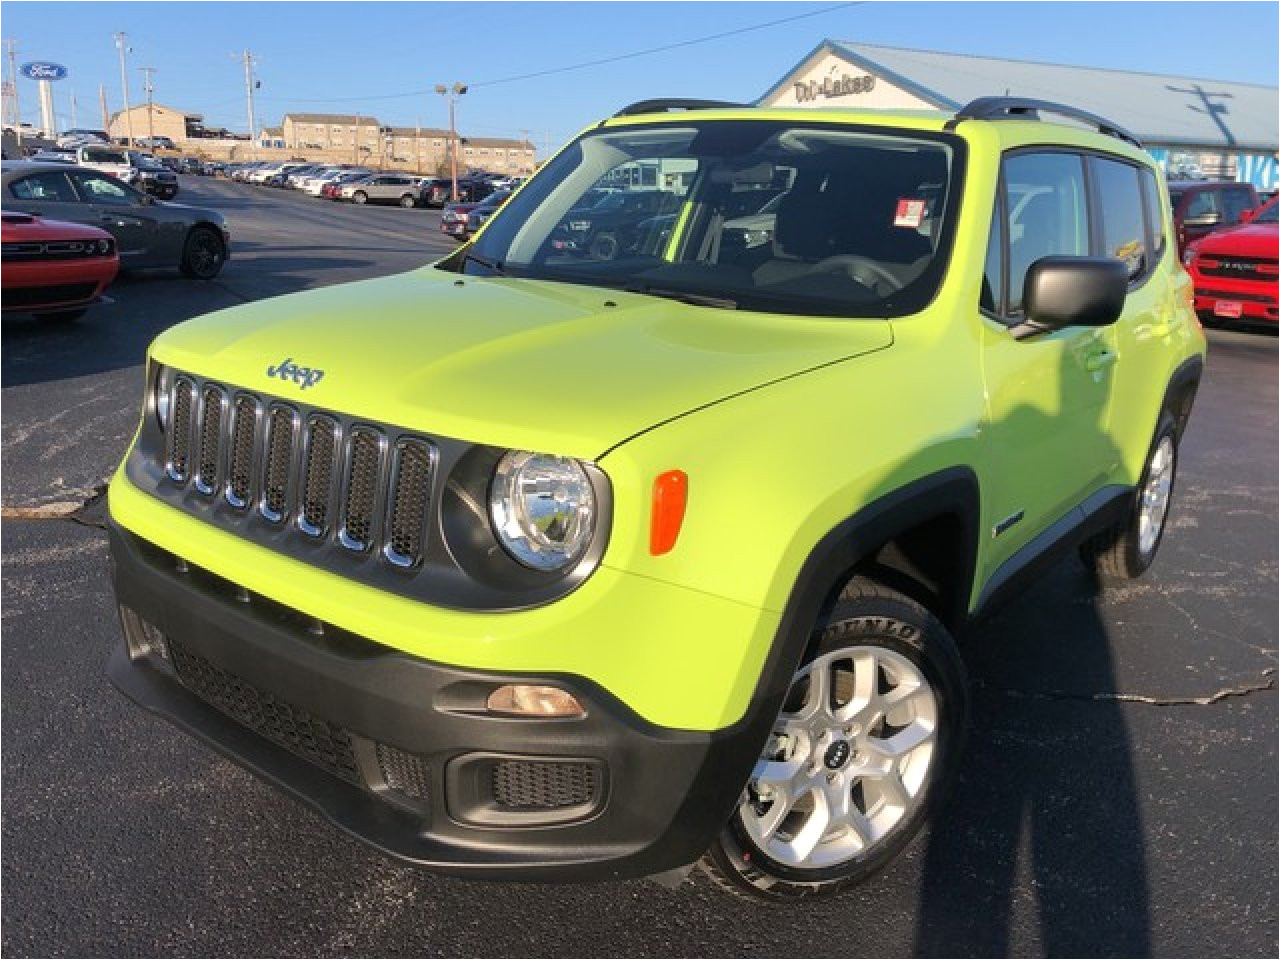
xmin=108 ymin=97 xmax=1206 ymax=899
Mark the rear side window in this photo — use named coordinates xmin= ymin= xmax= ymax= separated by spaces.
xmin=1140 ymin=168 xmax=1166 ymax=260
xmin=1090 ymin=156 xmax=1148 ymax=281
xmin=1003 ymin=152 xmax=1089 ymax=314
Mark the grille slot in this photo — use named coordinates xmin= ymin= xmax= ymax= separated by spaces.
xmin=225 ymin=395 xmax=259 ymax=509
xmin=492 ymin=760 xmax=598 ymax=810
xmin=299 ymin=416 xmax=338 ymax=537
xmin=376 ymin=743 xmax=431 ymax=801
xmin=340 ymin=428 xmax=383 ymax=551
xmin=166 ymin=378 xmax=196 ymax=482
xmin=385 ymin=440 xmax=434 ymax=568
xmin=194 ymin=386 xmax=225 ymax=495
xmin=261 ymin=405 xmax=298 ymax=523
xmin=167 ymin=637 xmax=361 ymax=785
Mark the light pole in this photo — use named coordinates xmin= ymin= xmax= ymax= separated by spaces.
xmin=434 ymin=82 xmax=467 ymax=202
xmin=114 ymin=32 xmax=134 ymax=146
xmin=139 ymin=66 xmax=156 ymax=146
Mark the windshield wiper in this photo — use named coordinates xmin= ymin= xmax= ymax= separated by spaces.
xmin=623 ymin=283 xmax=737 ymax=310
xmin=463 ymin=250 xmax=506 ymax=275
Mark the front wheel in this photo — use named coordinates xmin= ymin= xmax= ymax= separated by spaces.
xmin=179 ymin=226 xmax=226 ymax=279
xmin=352 ymin=191 xmax=368 ymax=205
xmin=704 ymin=578 xmax=968 ymax=899
xmin=399 ymin=193 xmax=416 ymax=208
xmin=1081 ymin=411 xmax=1179 ymax=579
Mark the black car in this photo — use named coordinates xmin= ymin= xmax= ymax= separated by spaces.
xmin=550 ymin=189 xmax=681 ymax=260
xmin=129 ymin=152 xmax=180 ymax=200
xmin=422 ymin=177 xmax=495 ymax=208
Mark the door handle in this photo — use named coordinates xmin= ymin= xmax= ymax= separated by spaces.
xmin=1085 ymin=350 xmax=1117 ymax=372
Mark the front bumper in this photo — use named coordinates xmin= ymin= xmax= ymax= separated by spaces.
xmin=107 ymin=518 xmax=768 ymax=881
xmin=1189 ymin=269 xmax=1278 ymax=324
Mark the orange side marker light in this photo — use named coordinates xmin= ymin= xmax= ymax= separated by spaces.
xmin=650 ymin=470 xmax=688 ymax=556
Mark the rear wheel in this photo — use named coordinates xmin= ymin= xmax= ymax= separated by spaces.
xmin=179 ymin=225 xmax=225 ymax=279
xmin=1081 ymin=411 xmax=1179 ymax=579
xmin=399 ymin=193 xmax=416 ymax=208
xmin=704 ymin=578 xmax=968 ymax=899
xmin=590 ymin=231 xmax=619 ymax=260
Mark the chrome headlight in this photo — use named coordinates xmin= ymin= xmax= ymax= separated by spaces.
xmin=153 ymin=363 xmax=173 ymax=430
xmin=489 ymin=451 xmax=595 ymax=571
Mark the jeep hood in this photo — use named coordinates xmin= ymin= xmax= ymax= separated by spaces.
xmin=150 ymin=267 xmax=891 ymax=459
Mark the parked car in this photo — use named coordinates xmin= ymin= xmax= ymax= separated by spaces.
xmin=103 ymin=96 xmax=1206 ymax=901
xmin=338 ymin=173 xmax=422 ymax=207
xmin=1183 ymin=196 xmax=1278 ymax=327
xmin=128 ymin=151 xmax=180 ymax=200
xmin=56 ymin=128 xmax=110 ymax=148
xmin=319 ymin=171 xmax=373 ymax=199
xmin=423 ymin=177 xmax=494 ymax=207
xmin=1167 ymin=179 xmax=1260 ymax=256
xmin=1 ymin=211 xmax=118 ymax=321
xmin=550 ymin=189 xmax=681 ymax=259
xmin=73 ymin=144 xmax=140 ymax=186
xmin=3 ymin=161 xmax=230 ymax=278
xmin=464 ymin=190 xmax=512 ymax=236
xmin=136 ymin=136 xmax=177 ymax=151
xmin=439 ymin=198 xmax=488 ymax=239
xmin=27 ymin=149 xmax=77 ymax=164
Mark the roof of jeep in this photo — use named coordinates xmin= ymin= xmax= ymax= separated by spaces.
xmin=598 ymin=104 xmax=1154 ymax=164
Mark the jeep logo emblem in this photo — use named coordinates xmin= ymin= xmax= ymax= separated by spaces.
xmin=266 ymin=357 xmax=325 ymax=390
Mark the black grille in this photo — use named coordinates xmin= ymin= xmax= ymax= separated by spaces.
xmin=1200 ymin=256 xmax=1277 ymax=281
xmin=386 ymin=441 xmax=433 ymax=566
xmin=1 ymin=242 xmax=112 ymax=262
xmin=167 ymin=379 xmax=195 ymax=481
xmin=492 ymin=760 xmax=598 ymax=810
xmin=3 ymin=282 xmax=99 ymax=306
xmin=167 ymin=638 xmax=361 ymax=785
xmin=341 ymin=428 xmax=382 ymax=550
xmin=226 ymin=396 xmax=258 ymax=508
xmin=262 ymin=406 xmax=297 ymax=521
xmin=376 ymin=743 xmax=431 ymax=800
xmin=195 ymin=386 xmax=225 ymax=495
xmin=300 ymin=417 xmax=337 ymax=536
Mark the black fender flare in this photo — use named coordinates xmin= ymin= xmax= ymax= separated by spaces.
xmin=1161 ymin=354 xmax=1204 ymax=441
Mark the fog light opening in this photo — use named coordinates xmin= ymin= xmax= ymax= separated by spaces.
xmin=486 ymin=684 xmax=585 ymax=718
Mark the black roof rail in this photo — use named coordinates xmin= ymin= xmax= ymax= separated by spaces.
xmin=944 ymin=96 xmax=1143 ymax=148
xmin=612 ymin=98 xmax=745 ymax=118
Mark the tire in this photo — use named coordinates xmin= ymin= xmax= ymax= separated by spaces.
xmin=179 ymin=225 xmax=226 ymax=279
xmin=399 ymin=194 xmax=416 ymax=208
xmin=1081 ymin=411 xmax=1178 ymax=580
xmin=590 ymin=231 xmax=619 ymax=260
xmin=352 ymin=191 xmax=368 ymax=205
xmin=704 ymin=577 xmax=968 ymax=900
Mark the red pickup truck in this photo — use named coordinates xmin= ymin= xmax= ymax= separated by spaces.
xmin=1183 ymin=197 xmax=1278 ymax=328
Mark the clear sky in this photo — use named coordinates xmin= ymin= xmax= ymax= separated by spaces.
xmin=2 ymin=1 xmax=1277 ymax=155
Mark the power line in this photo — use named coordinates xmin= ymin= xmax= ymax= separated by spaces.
xmin=251 ymin=2 xmax=862 ymax=106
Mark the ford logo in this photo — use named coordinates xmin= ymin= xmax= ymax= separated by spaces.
xmin=20 ymin=61 xmax=69 ymax=81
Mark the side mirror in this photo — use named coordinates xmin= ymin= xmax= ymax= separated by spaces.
xmin=1012 ymin=256 xmax=1127 ymax=340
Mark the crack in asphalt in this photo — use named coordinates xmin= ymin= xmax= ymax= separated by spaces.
xmin=979 ymin=667 xmax=1277 ymax=707
xmin=1 ymin=483 xmax=109 ymax=528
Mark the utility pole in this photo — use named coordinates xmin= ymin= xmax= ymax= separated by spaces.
xmin=114 ymin=32 xmax=134 ymax=146
xmin=414 ymin=118 xmax=420 ymax=174
xmin=6 ymin=38 xmax=21 ymax=149
xmin=139 ymin=66 xmax=155 ymax=144
xmin=238 ymin=50 xmax=258 ymax=160
xmin=353 ymin=113 xmax=360 ymax=165
xmin=98 ymin=83 xmax=108 ymax=130
xmin=434 ymin=82 xmax=467 ymax=201
xmin=69 ymin=85 xmax=77 ymax=128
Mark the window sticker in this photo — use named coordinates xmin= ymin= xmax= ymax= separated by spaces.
xmin=894 ymin=198 xmax=926 ymax=228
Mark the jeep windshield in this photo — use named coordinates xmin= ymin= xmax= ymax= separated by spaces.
xmin=447 ymin=120 xmax=962 ymax=317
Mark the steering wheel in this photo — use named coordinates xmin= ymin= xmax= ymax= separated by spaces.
xmin=812 ymin=255 xmax=904 ymax=294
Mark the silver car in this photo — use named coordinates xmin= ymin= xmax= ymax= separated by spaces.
xmin=3 ymin=161 xmax=230 ymax=278
xmin=338 ymin=173 xmax=421 ymax=207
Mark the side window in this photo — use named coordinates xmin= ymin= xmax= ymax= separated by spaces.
xmin=1003 ymin=152 xmax=1089 ymax=315
xmin=1222 ymin=188 xmax=1255 ymax=225
xmin=1090 ymin=156 xmax=1148 ymax=281
xmin=71 ymin=172 xmax=135 ymax=206
xmin=1140 ymin=168 xmax=1167 ymax=261
xmin=1183 ymin=189 xmax=1221 ymax=221
xmin=981 ymin=203 xmax=1003 ymax=314
xmin=7 ymin=171 xmax=77 ymax=202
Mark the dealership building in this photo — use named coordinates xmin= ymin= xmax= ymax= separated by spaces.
xmin=759 ymin=41 xmax=1279 ymax=188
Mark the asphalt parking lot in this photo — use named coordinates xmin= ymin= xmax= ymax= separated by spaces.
xmin=2 ymin=177 xmax=1277 ymax=957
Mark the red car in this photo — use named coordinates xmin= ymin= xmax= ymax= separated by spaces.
xmin=1183 ymin=198 xmax=1278 ymax=327
xmin=2 ymin=212 xmax=119 ymax=321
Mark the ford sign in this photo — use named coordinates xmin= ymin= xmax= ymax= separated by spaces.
xmin=20 ymin=62 xmax=69 ymax=81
